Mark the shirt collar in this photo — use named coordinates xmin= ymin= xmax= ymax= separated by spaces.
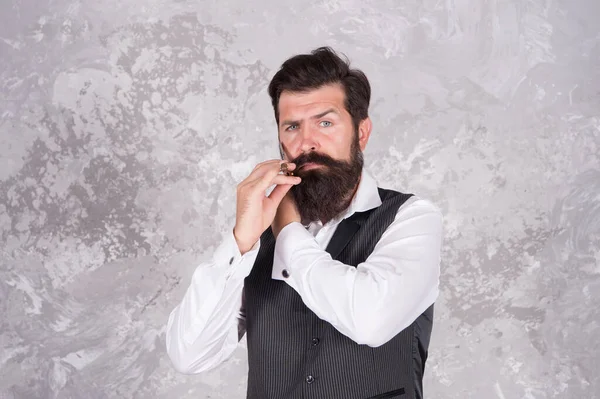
xmin=306 ymin=167 xmax=382 ymax=228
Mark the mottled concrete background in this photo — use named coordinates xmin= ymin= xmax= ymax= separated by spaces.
xmin=1 ymin=0 xmax=599 ymax=398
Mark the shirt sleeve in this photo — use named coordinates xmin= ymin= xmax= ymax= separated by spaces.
xmin=165 ymin=228 xmax=260 ymax=374
xmin=271 ymin=198 xmax=443 ymax=347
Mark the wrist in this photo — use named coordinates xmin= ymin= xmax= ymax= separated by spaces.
xmin=233 ymin=227 xmax=254 ymax=255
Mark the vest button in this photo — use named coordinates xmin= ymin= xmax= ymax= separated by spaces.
xmin=311 ymin=338 xmax=320 ymax=346
xmin=305 ymin=375 xmax=315 ymax=384
xmin=282 ymin=269 xmax=290 ymax=278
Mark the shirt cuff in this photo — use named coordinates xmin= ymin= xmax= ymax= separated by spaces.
xmin=272 ymin=222 xmax=316 ymax=281
xmin=212 ymin=228 xmax=260 ymax=280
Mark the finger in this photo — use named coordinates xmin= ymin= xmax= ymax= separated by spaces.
xmin=238 ymin=160 xmax=283 ymax=189
xmin=269 ymin=174 xmax=301 ymax=187
xmin=247 ymin=175 xmax=300 ymax=200
xmin=249 ymin=162 xmax=297 ymax=190
xmin=245 ymin=160 xmax=290 ymax=184
xmin=278 ymin=162 xmax=298 ymax=175
xmin=267 ymin=183 xmax=294 ymax=206
xmin=252 ymin=159 xmax=283 ymax=172
xmin=260 ymin=165 xmax=300 ymax=191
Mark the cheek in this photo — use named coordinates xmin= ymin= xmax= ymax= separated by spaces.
xmin=327 ymin=129 xmax=353 ymax=158
xmin=280 ymin=135 xmax=297 ymax=151
xmin=280 ymin=134 xmax=298 ymax=146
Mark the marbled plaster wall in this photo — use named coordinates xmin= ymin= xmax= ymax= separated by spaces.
xmin=1 ymin=0 xmax=599 ymax=398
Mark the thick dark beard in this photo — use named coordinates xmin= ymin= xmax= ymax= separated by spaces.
xmin=290 ymin=136 xmax=364 ymax=225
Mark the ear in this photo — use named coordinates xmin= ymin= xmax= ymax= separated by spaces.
xmin=357 ymin=117 xmax=372 ymax=151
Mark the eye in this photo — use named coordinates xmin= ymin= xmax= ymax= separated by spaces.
xmin=320 ymin=121 xmax=332 ymax=127
xmin=285 ymin=124 xmax=298 ymax=131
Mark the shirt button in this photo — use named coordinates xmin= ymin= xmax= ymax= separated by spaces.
xmin=311 ymin=338 xmax=320 ymax=346
xmin=229 ymin=257 xmax=234 ymax=265
xmin=305 ymin=375 xmax=315 ymax=384
xmin=282 ymin=269 xmax=290 ymax=278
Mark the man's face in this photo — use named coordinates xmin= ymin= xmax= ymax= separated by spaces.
xmin=277 ymin=84 xmax=371 ymax=224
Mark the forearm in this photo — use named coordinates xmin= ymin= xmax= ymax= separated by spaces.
xmin=165 ymin=230 xmax=259 ymax=373
xmin=272 ymin=200 xmax=443 ymax=347
xmin=166 ymin=271 xmax=244 ymax=373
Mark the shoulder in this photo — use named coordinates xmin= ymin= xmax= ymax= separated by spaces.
xmin=375 ymin=194 xmax=444 ymax=246
xmin=377 ymin=188 xmax=443 ymax=219
xmin=393 ymin=195 xmax=444 ymax=227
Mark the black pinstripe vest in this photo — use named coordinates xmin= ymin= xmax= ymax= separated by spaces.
xmin=243 ymin=188 xmax=434 ymax=399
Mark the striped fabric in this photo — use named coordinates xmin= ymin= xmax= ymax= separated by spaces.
xmin=243 ymin=188 xmax=434 ymax=399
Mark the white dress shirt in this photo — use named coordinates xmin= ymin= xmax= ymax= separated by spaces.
xmin=166 ymin=168 xmax=443 ymax=374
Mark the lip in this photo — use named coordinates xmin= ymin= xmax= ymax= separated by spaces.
xmin=300 ymin=162 xmax=322 ymax=171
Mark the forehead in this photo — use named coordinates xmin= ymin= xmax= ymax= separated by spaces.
xmin=278 ymin=84 xmax=347 ymax=119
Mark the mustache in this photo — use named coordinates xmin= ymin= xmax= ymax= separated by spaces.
xmin=290 ymin=152 xmax=340 ymax=169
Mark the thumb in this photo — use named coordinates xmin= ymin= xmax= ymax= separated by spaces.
xmin=267 ymin=184 xmax=293 ymax=206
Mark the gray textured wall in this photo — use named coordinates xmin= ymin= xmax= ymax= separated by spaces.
xmin=1 ymin=0 xmax=599 ymax=398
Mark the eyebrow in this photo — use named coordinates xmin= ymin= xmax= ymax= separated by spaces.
xmin=280 ymin=108 xmax=339 ymax=128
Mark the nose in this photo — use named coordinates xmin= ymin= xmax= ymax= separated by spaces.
xmin=299 ymin=125 xmax=318 ymax=154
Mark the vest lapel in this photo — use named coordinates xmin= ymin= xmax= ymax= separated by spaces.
xmin=325 ymin=218 xmax=360 ymax=259
xmin=325 ymin=209 xmax=373 ymax=260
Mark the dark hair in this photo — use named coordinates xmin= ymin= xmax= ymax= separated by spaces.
xmin=268 ymin=47 xmax=371 ymax=132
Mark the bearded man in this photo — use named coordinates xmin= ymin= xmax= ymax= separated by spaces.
xmin=166 ymin=47 xmax=443 ymax=399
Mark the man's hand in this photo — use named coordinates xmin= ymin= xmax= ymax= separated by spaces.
xmin=271 ymin=190 xmax=301 ymax=239
xmin=233 ymin=160 xmax=301 ymax=254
